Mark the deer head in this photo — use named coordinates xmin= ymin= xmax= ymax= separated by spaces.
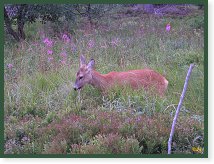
xmin=73 ymin=55 xmax=95 ymax=90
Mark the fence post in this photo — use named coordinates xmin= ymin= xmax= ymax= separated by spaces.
xmin=168 ymin=64 xmax=194 ymax=154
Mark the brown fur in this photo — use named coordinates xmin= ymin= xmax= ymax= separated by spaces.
xmin=73 ymin=56 xmax=168 ymax=96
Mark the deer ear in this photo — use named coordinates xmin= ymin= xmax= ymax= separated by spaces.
xmin=80 ymin=55 xmax=86 ymax=66
xmin=87 ymin=59 xmax=95 ymax=71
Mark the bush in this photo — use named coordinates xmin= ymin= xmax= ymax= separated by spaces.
xmin=71 ymin=133 xmax=140 ymax=154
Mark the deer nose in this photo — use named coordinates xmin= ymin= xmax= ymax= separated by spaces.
xmin=73 ymin=85 xmax=78 ymax=91
xmin=73 ymin=84 xmax=80 ymax=91
xmin=73 ymin=84 xmax=77 ymax=91
xmin=74 ymin=86 xmax=82 ymax=90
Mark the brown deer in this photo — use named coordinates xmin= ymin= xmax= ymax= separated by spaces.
xmin=73 ymin=55 xmax=168 ymax=96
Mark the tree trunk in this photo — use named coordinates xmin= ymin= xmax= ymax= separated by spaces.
xmin=4 ymin=5 xmax=27 ymax=42
xmin=4 ymin=7 xmax=20 ymax=41
xmin=87 ymin=4 xmax=93 ymax=26
xmin=17 ymin=4 xmax=27 ymax=40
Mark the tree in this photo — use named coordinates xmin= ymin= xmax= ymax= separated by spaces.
xmin=4 ymin=4 xmax=76 ymax=42
xmin=4 ymin=4 xmax=28 ymax=41
xmin=72 ymin=4 xmax=113 ymax=25
xmin=4 ymin=4 xmax=114 ymax=42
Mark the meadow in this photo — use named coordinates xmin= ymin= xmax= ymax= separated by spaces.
xmin=4 ymin=6 xmax=204 ymax=154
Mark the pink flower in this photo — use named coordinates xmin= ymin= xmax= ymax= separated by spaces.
xmin=60 ymin=52 xmax=67 ymax=58
xmin=47 ymin=50 xmax=53 ymax=55
xmin=43 ymin=38 xmax=53 ymax=47
xmin=7 ymin=63 xmax=13 ymax=69
xmin=48 ymin=57 xmax=53 ymax=62
xmin=60 ymin=60 xmax=66 ymax=65
xmin=32 ymin=42 xmax=38 ymax=46
xmin=62 ymin=34 xmax=68 ymax=39
xmin=43 ymin=38 xmax=49 ymax=44
xmin=88 ymin=39 xmax=95 ymax=49
xmin=166 ymin=23 xmax=171 ymax=32
xmin=62 ymin=34 xmax=70 ymax=43
xmin=47 ymin=40 xmax=53 ymax=47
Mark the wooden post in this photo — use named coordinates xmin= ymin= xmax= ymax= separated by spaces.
xmin=168 ymin=64 xmax=194 ymax=154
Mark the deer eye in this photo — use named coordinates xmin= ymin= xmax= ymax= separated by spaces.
xmin=79 ymin=76 xmax=83 ymax=80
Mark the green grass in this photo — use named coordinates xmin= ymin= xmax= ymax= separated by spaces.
xmin=4 ymin=6 xmax=204 ymax=154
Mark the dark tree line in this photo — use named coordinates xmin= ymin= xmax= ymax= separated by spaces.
xmin=4 ymin=4 xmax=204 ymax=42
xmin=4 ymin=4 xmax=113 ymax=42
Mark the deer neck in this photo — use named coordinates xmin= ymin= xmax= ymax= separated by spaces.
xmin=89 ymin=70 xmax=108 ymax=90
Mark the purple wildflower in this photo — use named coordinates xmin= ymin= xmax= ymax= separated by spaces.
xmin=43 ymin=38 xmax=49 ymax=44
xmin=32 ymin=42 xmax=38 ymax=46
xmin=166 ymin=23 xmax=171 ymax=32
xmin=7 ymin=63 xmax=13 ymax=69
xmin=62 ymin=34 xmax=70 ymax=43
xmin=47 ymin=57 xmax=54 ymax=62
xmin=60 ymin=52 xmax=67 ymax=58
xmin=136 ymin=117 xmax=141 ymax=123
xmin=47 ymin=50 xmax=53 ymax=55
xmin=43 ymin=38 xmax=53 ymax=47
xmin=60 ymin=60 xmax=66 ymax=65
xmin=47 ymin=40 xmax=53 ymax=47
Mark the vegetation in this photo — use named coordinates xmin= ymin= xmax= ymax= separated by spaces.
xmin=4 ymin=5 xmax=204 ymax=154
xmin=4 ymin=4 xmax=114 ymax=41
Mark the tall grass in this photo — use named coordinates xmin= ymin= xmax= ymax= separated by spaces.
xmin=4 ymin=6 xmax=204 ymax=154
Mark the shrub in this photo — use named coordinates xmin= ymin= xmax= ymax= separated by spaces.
xmin=71 ymin=133 xmax=140 ymax=154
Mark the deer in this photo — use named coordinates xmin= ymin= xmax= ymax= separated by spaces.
xmin=73 ymin=55 xmax=168 ymax=96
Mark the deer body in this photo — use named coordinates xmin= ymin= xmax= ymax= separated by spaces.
xmin=74 ymin=56 xmax=168 ymax=96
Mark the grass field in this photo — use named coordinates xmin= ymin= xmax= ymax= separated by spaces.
xmin=4 ymin=6 xmax=204 ymax=154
